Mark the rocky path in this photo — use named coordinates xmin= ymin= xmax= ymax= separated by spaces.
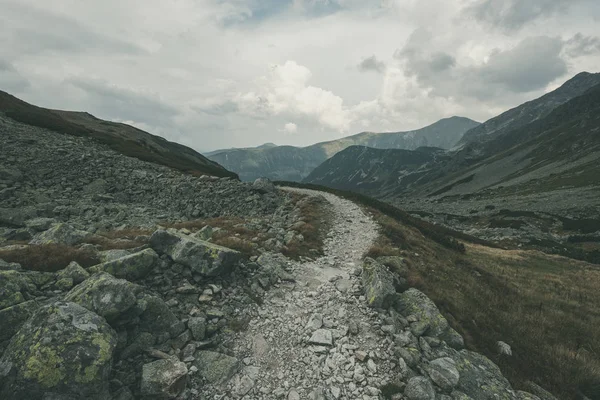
xmin=206 ymin=189 xmax=407 ymax=399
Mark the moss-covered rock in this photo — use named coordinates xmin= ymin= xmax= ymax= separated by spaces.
xmin=0 ymin=300 xmax=38 ymax=342
xmin=0 ymin=270 xmax=32 ymax=310
xmin=361 ymin=258 xmax=397 ymax=309
xmin=141 ymin=359 xmax=188 ymax=399
xmin=0 ymin=301 xmax=117 ymax=399
xmin=451 ymin=350 xmax=518 ymax=400
xmin=150 ymin=229 xmax=241 ymax=277
xmin=88 ymin=248 xmax=158 ymax=281
xmin=57 ymin=261 xmax=90 ymax=285
xmin=194 ymin=351 xmax=239 ymax=384
xmin=396 ymin=288 xmax=450 ymax=338
xmin=65 ymin=272 xmax=140 ymax=323
xmin=30 ymin=223 xmax=90 ymax=246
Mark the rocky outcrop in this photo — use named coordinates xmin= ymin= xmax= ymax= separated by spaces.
xmin=150 ymin=230 xmax=241 ymax=277
xmin=362 ymin=257 xmax=397 ymax=309
xmin=0 ymin=302 xmax=117 ymax=399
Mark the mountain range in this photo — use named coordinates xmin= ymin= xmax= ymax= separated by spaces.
xmin=206 ymin=116 xmax=480 ymax=181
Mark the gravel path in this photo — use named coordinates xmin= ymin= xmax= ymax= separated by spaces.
xmin=208 ymin=189 xmax=403 ymax=399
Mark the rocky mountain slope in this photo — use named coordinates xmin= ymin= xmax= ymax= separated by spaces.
xmin=0 ymin=90 xmax=237 ymax=179
xmin=206 ymin=117 xmax=479 ymax=181
xmin=0 ymin=108 xmax=550 ymax=399
xmin=304 ymin=73 xmax=600 ymax=262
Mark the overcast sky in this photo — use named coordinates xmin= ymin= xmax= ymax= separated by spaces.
xmin=1 ymin=0 xmax=599 ymax=151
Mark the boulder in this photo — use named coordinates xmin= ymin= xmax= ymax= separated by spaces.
xmin=65 ymin=272 xmax=140 ymax=323
xmin=141 ymin=359 xmax=188 ymax=399
xmin=25 ymin=218 xmax=56 ymax=232
xmin=188 ymin=317 xmax=207 ymax=341
xmin=396 ymin=288 xmax=449 ymax=338
xmin=137 ymin=294 xmax=185 ymax=339
xmin=256 ymin=253 xmax=295 ymax=284
xmin=0 ymin=302 xmax=117 ymax=399
xmin=150 ymin=230 xmax=241 ymax=277
xmin=30 ymin=223 xmax=90 ymax=246
xmin=450 ymin=350 xmax=518 ymax=400
xmin=405 ymin=376 xmax=436 ymax=400
xmin=57 ymin=261 xmax=90 ymax=285
xmin=0 ymin=207 xmax=37 ymax=228
xmin=361 ymin=258 xmax=396 ymax=309
xmin=194 ymin=351 xmax=239 ymax=384
xmin=0 ymin=300 xmax=38 ymax=342
xmin=88 ymin=249 xmax=158 ymax=281
xmin=98 ymin=249 xmax=131 ymax=263
xmin=426 ymin=357 xmax=460 ymax=391
xmin=0 ymin=270 xmax=33 ymax=309
xmin=252 ymin=178 xmax=276 ymax=194
xmin=497 ymin=341 xmax=512 ymax=356
xmin=309 ymin=329 xmax=333 ymax=346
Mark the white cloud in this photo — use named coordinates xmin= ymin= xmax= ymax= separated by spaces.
xmin=283 ymin=122 xmax=298 ymax=134
xmin=1 ymin=0 xmax=599 ymax=150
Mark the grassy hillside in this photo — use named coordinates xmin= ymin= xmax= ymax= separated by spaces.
xmin=0 ymin=90 xmax=238 ymax=179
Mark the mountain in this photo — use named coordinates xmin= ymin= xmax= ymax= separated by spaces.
xmin=304 ymin=73 xmax=600 ymax=263
xmin=206 ymin=116 xmax=480 ymax=181
xmin=305 ymin=145 xmax=445 ymax=193
xmin=458 ymin=71 xmax=600 ymax=145
xmin=0 ymin=90 xmax=237 ymax=179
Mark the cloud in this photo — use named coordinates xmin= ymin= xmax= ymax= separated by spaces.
xmin=283 ymin=122 xmax=298 ymax=134
xmin=66 ymin=78 xmax=178 ymax=127
xmin=395 ymin=31 xmax=567 ymax=99
xmin=0 ymin=60 xmax=30 ymax=93
xmin=357 ymin=56 xmax=386 ymax=74
xmin=234 ymin=61 xmax=351 ymax=132
xmin=464 ymin=0 xmax=574 ymax=31
xmin=565 ymin=33 xmax=600 ymax=57
xmin=0 ymin=1 xmax=143 ymax=56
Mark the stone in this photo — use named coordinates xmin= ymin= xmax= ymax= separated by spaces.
xmin=0 ymin=302 xmax=117 ymax=399
xmin=306 ymin=313 xmax=323 ymax=330
xmin=150 ymin=229 xmax=241 ymax=277
xmin=88 ymin=249 xmax=158 ymax=281
xmin=517 ymin=392 xmax=542 ymax=400
xmin=57 ymin=261 xmax=90 ymax=285
xmin=253 ymin=178 xmax=276 ymax=194
xmin=233 ymin=375 xmax=255 ymax=397
xmin=309 ymin=329 xmax=333 ymax=346
xmin=497 ymin=341 xmax=512 ymax=356
xmin=30 ymin=223 xmax=90 ymax=246
xmin=65 ymin=272 xmax=140 ymax=323
xmin=405 ymin=376 xmax=436 ymax=400
xmin=188 ymin=317 xmax=207 ymax=341
xmin=426 ymin=357 xmax=460 ymax=391
xmin=25 ymin=218 xmax=56 ymax=232
xmin=396 ymin=288 xmax=450 ymax=338
xmin=138 ymin=294 xmax=185 ymax=339
xmin=0 ymin=300 xmax=38 ymax=342
xmin=288 ymin=389 xmax=300 ymax=400
xmin=194 ymin=351 xmax=240 ymax=384
xmin=141 ymin=359 xmax=188 ymax=399
xmin=193 ymin=225 xmax=214 ymax=241
xmin=0 ymin=270 xmax=31 ymax=309
xmin=362 ymin=258 xmax=396 ymax=309
xmin=451 ymin=350 xmax=517 ymax=400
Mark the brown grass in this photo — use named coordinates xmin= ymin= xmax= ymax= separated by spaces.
xmin=282 ymin=194 xmax=332 ymax=260
xmin=366 ymin=207 xmax=600 ymax=400
xmin=0 ymin=244 xmax=100 ymax=272
xmin=82 ymin=228 xmax=153 ymax=251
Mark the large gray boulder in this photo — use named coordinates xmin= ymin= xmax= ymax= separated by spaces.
xmin=361 ymin=258 xmax=397 ymax=309
xmin=0 ymin=302 xmax=117 ymax=399
xmin=0 ymin=270 xmax=32 ymax=310
xmin=65 ymin=272 xmax=140 ymax=323
xmin=194 ymin=351 xmax=240 ymax=384
xmin=396 ymin=288 xmax=449 ymax=337
xmin=405 ymin=376 xmax=436 ymax=400
xmin=57 ymin=261 xmax=90 ymax=285
xmin=450 ymin=350 xmax=518 ymax=400
xmin=88 ymin=248 xmax=158 ymax=281
xmin=426 ymin=357 xmax=460 ymax=391
xmin=141 ymin=359 xmax=188 ymax=399
xmin=150 ymin=229 xmax=241 ymax=277
xmin=30 ymin=223 xmax=90 ymax=246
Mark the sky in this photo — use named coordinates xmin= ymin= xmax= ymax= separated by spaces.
xmin=1 ymin=0 xmax=600 ymax=152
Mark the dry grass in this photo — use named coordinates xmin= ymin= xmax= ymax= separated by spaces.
xmin=366 ymin=207 xmax=600 ymax=400
xmin=82 ymin=228 xmax=154 ymax=251
xmin=0 ymin=244 xmax=100 ymax=272
xmin=282 ymin=194 xmax=332 ymax=260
